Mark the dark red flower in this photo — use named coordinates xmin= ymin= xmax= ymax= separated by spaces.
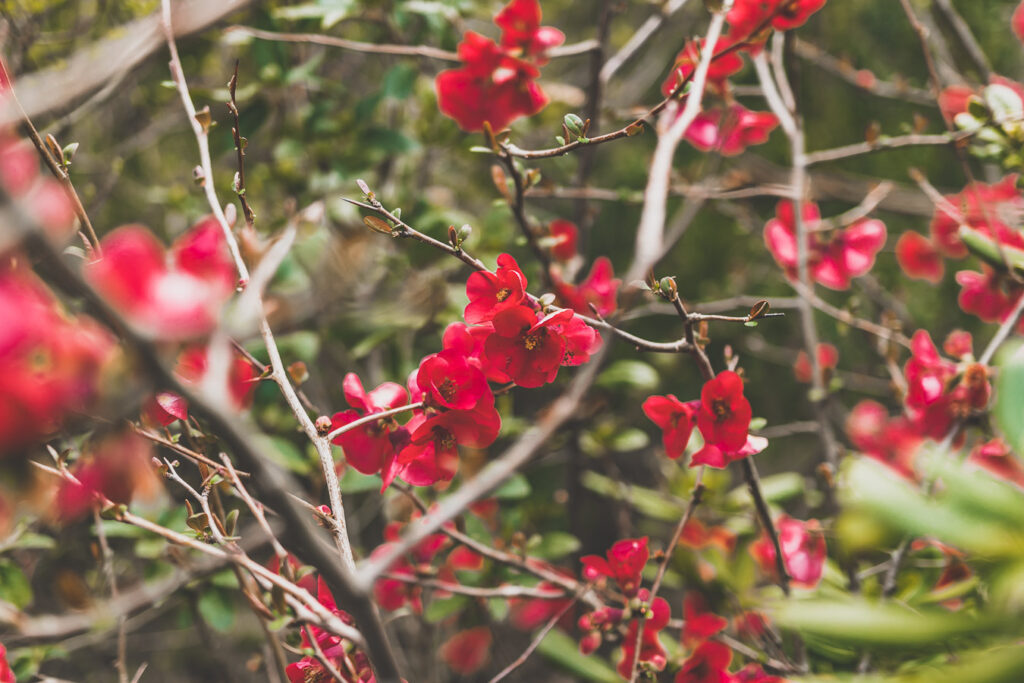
xmin=548 ymin=219 xmax=579 ymax=261
xmin=494 ymin=0 xmax=564 ymax=62
xmin=749 ymin=515 xmax=826 ymax=589
xmin=617 ymin=592 xmax=670 ymax=678
xmin=141 ymin=391 xmax=189 ymax=427
xmin=793 ymin=343 xmax=838 ymax=384
xmin=682 ymin=592 xmax=728 ymax=648
xmin=548 ymin=310 xmax=602 ymax=366
xmin=396 ymin=401 xmax=501 ymax=487
xmin=442 ymin=321 xmax=512 ymax=383
xmin=696 ymin=371 xmax=752 ymax=453
xmin=684 ymin=105 xmax=778 ymax=156
xmin=465 ymin=253 xmax=529 ymax=324
xmin=484 ymin=306 xmax=567 ymax=388
xmin=84 ymin=219 xmax=236 ymax=339
xmin=943 ymin=330 xmax=974 ymax=359
xmin=676 ymin=640 xmax=733 ymax=683
xmin=509 ymin=581 xmax=573 ymax=630
xmin=896 ymin=231 xmax=945 ymax=283
xmin=661 ymin=37 xmax=744 ymax=96
xmin=330 ymin=373 xmax=409 ymax=476
xmin=643 ymin=394 xmax=699 ymax=459
xmin=581 ymin=537 xmax=649 ymax=597
xmin=416 ymin=349 xmax=491 ymax=410
xmin=440 ymin=627 xmax=492 ymax=675
xmin=956 ymin=268 xmax=1017 ymax=323
xmin=552 ymin=256 xmax=621 ymax=317
xmin=436 ymin=32 xmax=547 ymax=132
xmin=764 ymin=201 xmax=886 ymax=290
xmin=903 ymin=331 xmax=989 ymax=440
xmin=56 ymin=432 xmax=159 ymax=522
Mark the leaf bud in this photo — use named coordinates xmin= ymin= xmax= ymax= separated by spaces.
xmin=658 ymin=276 xmax=678 ymax=300
xmin=564 ymin=113 xmax=585 ymax=137
xmin=315 ymin=416 xmax=332 ymax=436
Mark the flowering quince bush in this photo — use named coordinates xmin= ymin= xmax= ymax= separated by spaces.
xmin=5 ymin=0 xmax=1024 ymax=682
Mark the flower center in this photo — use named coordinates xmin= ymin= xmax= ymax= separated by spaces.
xmin=437 ymin=378 xmax=457 ymax=402
xmin=712 ymin=397 xmax=731 ymax=422
xmin=495 ymin=287 xmax=512 ymax=302
xmin=523 ymin=334 xmax=541 ymax=351
xmin=436 ymin=427 xmax=457 ymax=451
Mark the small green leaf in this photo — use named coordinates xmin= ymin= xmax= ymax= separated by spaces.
xmin=493 ymin=473 xmax=531 ymax=500
xmin=527 ymin=532 xmax=581 ymax=561
xmin=424 ymin=595 xmax=469 ymax=623
xmin=0 ymin=560 xmax=33 ymax=608
xmin=197 ymin=589 xmax=236 ymax=632
xmin=538 ymin=629 xmax=621 ymax=682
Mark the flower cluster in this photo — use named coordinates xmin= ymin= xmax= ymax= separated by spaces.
xmin=435 ymin=0 xmax=563 ymax=132
xmin=331 ymin=253 xmax=599 ymax=489
xmin=847 ymin=330 xmax=997 ymax=480
xmin=763 ymin=200 xmax=886 ymax=290
xmin=643 ymin=371 xmax=766 ymax=468
xmin=0 ymin=262 xmax=114 ymax=454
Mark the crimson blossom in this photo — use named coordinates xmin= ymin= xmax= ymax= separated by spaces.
xmin=903 ymin=330 xmax=990 ymax=441
xmin=483 ymin=305 xmax=600 ymax=387
xmin=684 ymin=105 xmax=778 ymax=157
xmin=763 ymin=200 xmax=886 ymax=290
xmin=442 ymin=321 xmax=512 ymax=383
xmin=415 ymin=348 xmax=490 ymax=411
xmin=330 ymin=373 xmax=410 ymax=476
xmin=642 ymin=394 xmax=699 ymax=460
xmin=681 ymin=592 xmax=728 ymax=648
xmin=692 ymin=371 xmax=755 ymax=468
xmin=617 ymin=590 xmax=671 ymax=679
xmin=727 ymin=0 xmax=828 ymax=39
xmin=895 ymin=230 xmax=944 ymax=283
xmin=0 ymin=643 xmax=11 ymax=683
xmin=435 ymin=0 xmax=562 ymax=132
xmin=749 ymin=515 xmax=826 ymax=589
xmin=548 ymin=218 xmax=578 ymax=261
xmin=581 ymin=536 xmax=649 ymax=597
xmin=393 ymin=400 xmax=501 ymax=487
xmin=676 ymin=640 xmax=733 ymax=683
xmin=84 ymin=217 xmax=237 ymax=339
xmin=661 ymin=36 xmax=745 ymax=96
xmin=464 ymin=252 xmax=528 ymax=324
xmin=551 ymin=256 xmax=621 ymax=317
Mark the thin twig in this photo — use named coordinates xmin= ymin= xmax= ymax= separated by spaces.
xmin=488 ymin=590 xmax=581 ymax=683
xmin=93 ymin=508 xmax=129 ymax=683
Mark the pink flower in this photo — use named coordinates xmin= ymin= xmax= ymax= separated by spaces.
xmin=764 ymin=200 xmax=886 ymax=289
xmin=494 ymin=0 xmax=564 ymax=62
xmin=552 ymin=257 xmax=621 ymax=317
xmin=441 ymin=627 xmax=493 ymax=675
xmin=793 ymin=343 xmax=839 ymax=384
xmin=685 ymin=105 xmax=779 ymax=156
xmin=749 ymin=515 xmax=827 ymax=589
xmin=846 ymin=400 xmax=923 ymax=480
xmin=548 ymin=219 xmax=579 ymax=261
xmin=661 ymin=37 xmax=744 ymax=96
xmin=895 ymin=231 xmax=944 ymax=283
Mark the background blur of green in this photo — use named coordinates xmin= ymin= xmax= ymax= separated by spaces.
xmin=4 ymin=1 xmax=1024 ymax=681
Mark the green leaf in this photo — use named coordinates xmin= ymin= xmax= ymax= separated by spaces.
xmin=596 ymin=360 xmax=659 ymax=392
xmin=0 ymin=560 xmax=32 ymax=608
xmin=255 ymin=435 xmax=313 ymax=475
xmin=727 ymin=472 xmax=804 ymax=506
xmin=382 ymin=64 xmax=418 ymax=100
xmin=995 ymin=342 xmax=1024 ymax=455
xmin=339 ymin=467 xmax=383 ymax=494
xmin=487 ymin=596 xmax=510 ymax=621
xmin=198 ymin=589 xmax=235 ymax=632
xmin=537 ymin=629 xmax=621 ymax=682
xmin=581 ymin=471 xmax=685 ymax=521
xmin=424 ymin=595 xmax=469 ymax=623
xmin=773 ymin=598 xmax=996 ymax=649
xmin=493 ymin=473 xmax=531 ymax=500
xmin=610 ymin=428 xmax=649 ymax=452
xmin=527 ymin=532 xmax=581 ymax=561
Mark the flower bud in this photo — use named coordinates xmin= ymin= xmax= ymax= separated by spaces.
xmin=579 ymin=631 xmax=601 ymax=655
xmin=458 ymin=224 xmax=472 ymax=243
xmin=315 ymin=415 xmax=332 ymax=436
xmin=658 ymin=276 xmax=677 ymax=300
xmin=564 ymin=113 xmax=585 ymax=137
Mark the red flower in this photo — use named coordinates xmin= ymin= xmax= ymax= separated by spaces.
xmin=676 ymin=640 xmax=733 ymax=683
xmin=440 ymin=627 xmax=492 ymax=675
xmin=904 ymin=331 xmax=990 ymax=441
xmin=943 ymin=330 xmax=974 ymax=359
xmin=1014 ymin=1 xmax=1024 ymax=44
xmin=938 ymin=84 xmax=975 ymax=123
xmin=968 ymin=438 xmax=1024 ymax=490
xmin=679 ymin=518 xmax=737 ymax=554
xmin=175 ymin=345 xmax=258 ymax=411
xmin=749 ymin=515 xmax=826 ymax=589
xmin=509 ymin=581 xmax=573 ymax=630
xmin=793 ymin=343 xmax=838 ymax=384
xmin=465 ymin=253 xmax=528 ymax=324
xmin=330 ymin=373 xmax=409 ymax=476
xmin=494 ymin=0 xmax=564 ymax=62
xmin=56 ymin=432 xmax=159 ymax=522
xmin=956 ymin=268 xmax=1017 ymax=323
xmin=682 ymin=592 xmax=728 ymax=648
xmin=0 ymin=264 xmax=113 ymax=455
xmin=548 ymin=218 xmax=579 ymax=261
xmin=85 ymin=218 xmax=237 ymax=339
xmin=684 ymin=105 xmax=778 ymax=156
xmin=141 ymin=391 xmax=189 ymax=427
xmin=396 ymin=401 xmax=501 ymax=487
xmin=436 ymin=32 xmax=548 ymax=132
xmin=442 ymin=322 xmax=512 ymax=383
xmin=764 ymin=201 xmax=886 ymax=290
xmin=548 ymin=309 xmax=602 ymax=366
xmin=484 ymin=306 xmax=566 ymax=388
xmin=552 ymin=256 xmax=621 ymax=317
xmin=642 ymin=394 xmax=699 ymax=459
xmin=895 ymin=231 xmax=944 ymax=283
xmin=0 ymin=642 xmax=12 ymax=683
xmin=581 ymin=537 xmax=649 ymax=597
xmin=416 ymin=349 xmax=491 ymax=411
xmin=734 ymin=663 xmax=785 ymax=682
xmin=929 ymin=177 xmax=1024 ymax=259
xmin=696 ymin=370 xmax=752 ymax=453
xmin=728 ymin=0 xmax=827 ymax=39
xmin=846 ymin=400 xmax=923 ymax=480
xmin=661 ymin=37 xmax=744 ymax=96
xmin=617 ymin=592 xmax=670 ymax=679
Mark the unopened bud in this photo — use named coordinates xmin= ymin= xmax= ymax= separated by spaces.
xmin=193 ymin=165 xmax=205 ymax=186
xmin=564 ymin=113 xmax=585 ymax=137
xmin=315 ymin=415 xmax=332 ymax=436
xmin=457 ymin=224 xmax=472 ymax=243
xmin=659 ymin=276 xmax=677 ymax=300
